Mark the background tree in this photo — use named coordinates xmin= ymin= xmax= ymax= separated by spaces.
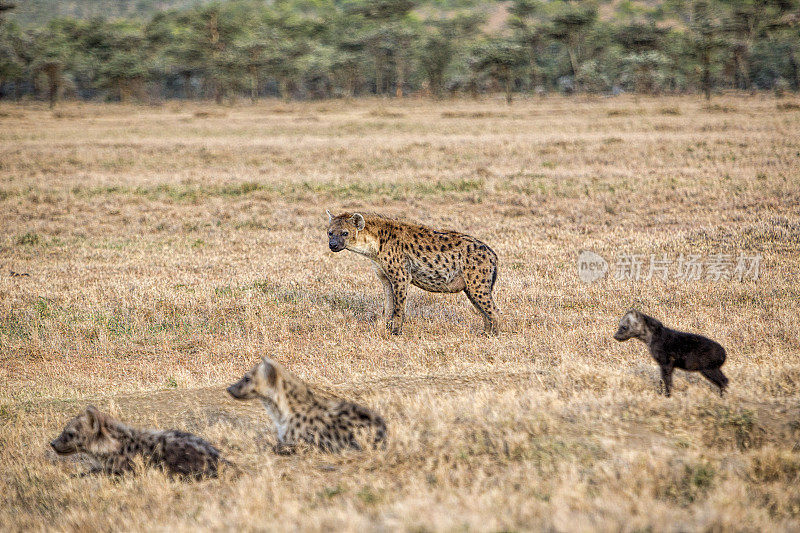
xmin=546 ymin=0 xmax=598 ymax=79
xmin=0 ymin=7 xmax=24 ymax=93
xmin=717 ymin=0 xmax=795 ymax=90
xmin=509 ymin=0 xmax=546 ymax=91
xmin=1 ymin=0 xmax=798 ymax=102
xmin=687 ymin=0 xmax=727 ymax=99
xmin=418 ymin=13 xmax=484 ymax=97
xmin=471 ymin=38 xmax=527 ymax=103
xmin=31 ymin=20 xmax=76 ymax=107
xmin=343 ymin=0 xmax=416 ymax=96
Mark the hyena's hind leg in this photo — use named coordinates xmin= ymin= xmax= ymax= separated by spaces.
xmin=700 ymin=368 xmax=729 ymax=396
xmin=463 ymin=271 xmax=500 ymax=336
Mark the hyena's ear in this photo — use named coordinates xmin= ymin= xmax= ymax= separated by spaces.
xmin=351 ymin=213 xmax=365 ymax=231
xmin=85 ymin=405 xmax=103 ymax=434
xmin=326 ymin=210 xmax=333 ymax=223
xmin=261 ymin=357 xmax=278 ymax=387
xmin=626 ymin=309 xmax=644 ymax=326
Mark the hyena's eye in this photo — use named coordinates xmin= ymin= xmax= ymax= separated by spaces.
xmin=342 ymin=231 xmax=349 ymax=237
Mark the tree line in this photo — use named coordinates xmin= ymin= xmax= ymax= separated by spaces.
xmin=1 ymin=0 xmax=798 ymax=106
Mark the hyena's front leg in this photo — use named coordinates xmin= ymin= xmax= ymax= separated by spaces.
xmin=273 ymin=442 xmax=297 ymax=456
xmin=660 ymin=364 xmax=674 ymax=397
xmin=386 ymin=267 xmax=410 ymax=335
xmin=372 ymin=263 xmax=394 ymax=319
xmin=274 ymin=424 xmax=297 ymax=455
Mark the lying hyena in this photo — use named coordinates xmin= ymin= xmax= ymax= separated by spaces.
xmin=326 ymin=211 xmax=500 ymax=335
xmin=614 ymin=309 xmax=729 ymax=397
xmin=50 ymin=406 xmax=229 ymax=478
xmin=227 ymin=357 xmax=386 ymax=454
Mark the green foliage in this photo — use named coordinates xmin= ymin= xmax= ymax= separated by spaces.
xmin=1 ymin=0 xmax=799 ymax=101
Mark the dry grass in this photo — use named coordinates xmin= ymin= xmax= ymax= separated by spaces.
xmin=1 ymin=94 xmax=799 ymax=531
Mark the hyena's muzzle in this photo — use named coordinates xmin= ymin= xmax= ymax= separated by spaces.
xmin=613 ymin=327 xmax=630 ymax=341
xmin=328 ymin=236 xmax=345 ymax=252
xmin=226 ymin=376 xmax=255 ymax=400
xmin=50 ymin=434 xmax=76 ymax=455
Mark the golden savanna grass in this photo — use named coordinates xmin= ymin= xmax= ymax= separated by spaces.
xmin=1 ymin=95 xmax=799 ymax=531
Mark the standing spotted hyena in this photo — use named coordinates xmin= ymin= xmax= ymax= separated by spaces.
xmin=49 ymin=406 xmax=229 ymax=478
xmin=326 ymin=211 xmax=500 ymax=335
xmin=227 ymin=357 xmax=387 ymax=454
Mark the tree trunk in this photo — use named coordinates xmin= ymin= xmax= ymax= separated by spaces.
xmin=503 ymin=66 xmax=513 ymax=104
xmin=375 ymin=56 xmax=384 ymax=96
xmin=45 ymin=64 xmax=59 ymax=108
xmin=279 ymin=77 xmax=290 ymax=101
xmin=214 ymin=80 xmax=223 ymax=104
xmin=734 ymin=45 xmax=751 ymax=90
xmin=567 ymin=39 xmax=579 ymax=77
xmin=432 ymin=74 xmax=442 ymax=99
xmin=395 ymin=55 xmax=404 ymax=98
xmin=788 ymin=47 xmax=800 ymax=91
xmin=702 ymin=49 xmax=711 ymax=100
xmin=183 ymin=72 xmax=193 ymax=99
xmin=529 ymin=52 xmax=538 ymax=92
xmin=249 ymin=66 xmax=258 ymax=103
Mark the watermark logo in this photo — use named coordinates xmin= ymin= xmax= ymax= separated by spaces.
xmin=578 ymin=251 xmax=762 ymax=283
xmin=577 ymin=250 xmax=609 ymax=283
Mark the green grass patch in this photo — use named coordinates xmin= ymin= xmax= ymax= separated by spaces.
xmin=16 ymin=232 xmax=40 ymax=246
xmin=656 ymin=460 xmax=716 ymax=506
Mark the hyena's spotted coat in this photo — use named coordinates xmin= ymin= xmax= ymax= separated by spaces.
xmin=50 ymin=406 xmax=228 ymax=478
xmin=227 ymin=357 xmax=386 ymax=454
xmin=326 ymin=212 xmax=500 ymax=335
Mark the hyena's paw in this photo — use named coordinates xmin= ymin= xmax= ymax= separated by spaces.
xmin=273 ymin=443 xmax=297 ymax=456
xmin=386 ymin=320 xmax=403 ymax=336
xmin=481 ymin=324 xmax=500 ymax=337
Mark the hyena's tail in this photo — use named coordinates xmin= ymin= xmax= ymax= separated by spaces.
xmin=218 ymin=458 xmax=244 ymax=478
xmin=353 ymin=404 xmax=387 ymax=448
xmin=486 ymin=243 xmax=499 ymax=292
xmin=372 ymin=414 xmax=387 ymax=448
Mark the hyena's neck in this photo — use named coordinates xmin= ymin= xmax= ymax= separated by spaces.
xmin=259 ymin=397 xmax=286 ymax=425
xmin=280 ymin=383 xmax=323 ymax=416
xmin=347 ymin=226 xmax=380 ymax=258
xmin=640 ymin=315 xmax=664 ymax=346
xmin=90 ymin=422 xmax=150 ymax=459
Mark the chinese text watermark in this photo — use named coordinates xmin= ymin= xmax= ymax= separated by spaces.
xmin=578 ymin=251 xmax=762 ymax=283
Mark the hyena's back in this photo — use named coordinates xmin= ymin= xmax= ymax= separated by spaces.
xmin=331 ymin=401 xmax=387 ymax=448
xmin=303 ymin=400 xmax=387 ymax=452
xmin=146 ymin=430 xmax=226 ymax=477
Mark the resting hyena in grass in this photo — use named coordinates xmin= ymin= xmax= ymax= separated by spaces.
xmin=50 ymin=406 xmax=229 ymax=478
xmin=614 ymin=309 xmax=729 ymax=397
xmin=227 ymin=357 xmax=387 ymax=454
xmin=326 ymin=211 xmax=500 ymax=335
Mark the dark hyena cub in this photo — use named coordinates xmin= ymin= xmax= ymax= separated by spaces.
xmin=50 ymin=406 xmax=229 ymax=478
xmin=227 ymin=357 xmax=387 ymax=454
xmin=614 ymin=309 xmax=729 ymax=397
